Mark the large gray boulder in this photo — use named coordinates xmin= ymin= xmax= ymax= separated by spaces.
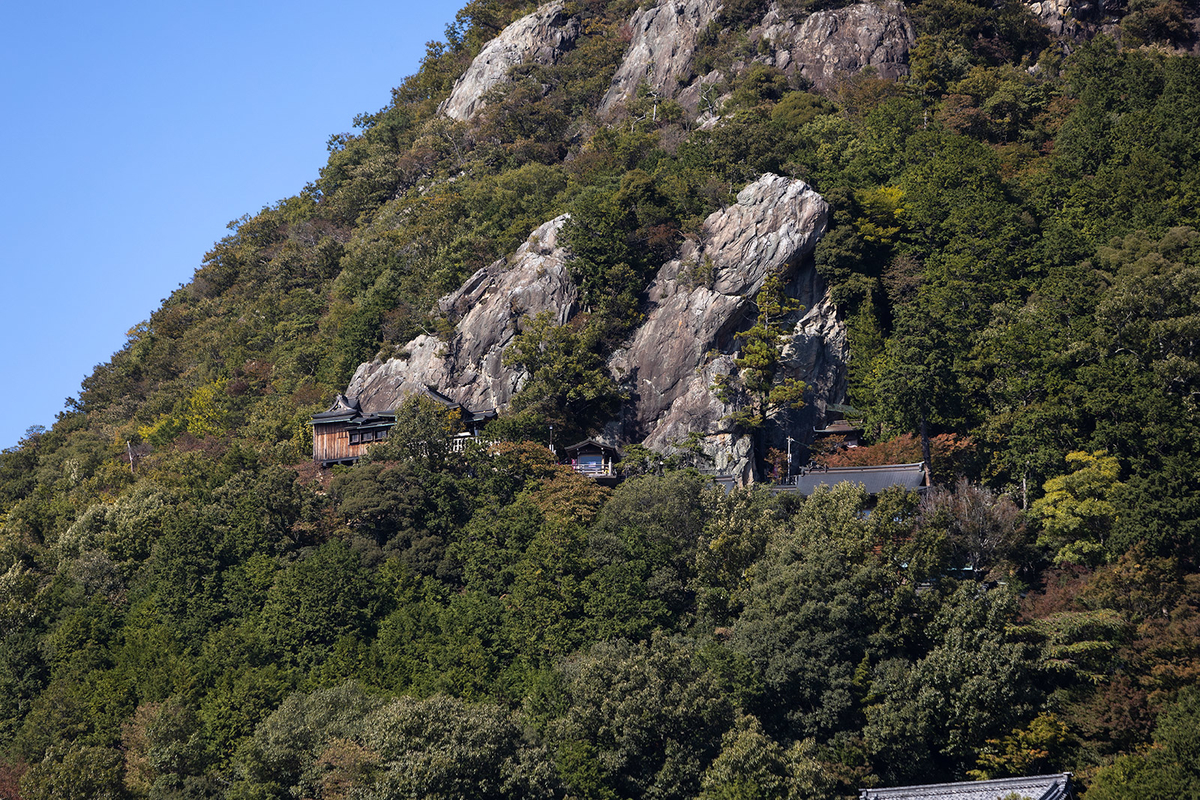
xmin=439 ymin=1 xmax=582 ymax=121
xmin=753 ymin=0 xmax=916 ymax=91
xmin=347 ymin=216 xmax=577 ymax=413
xmin=598 ymin=0 xmax=723 ymax=119
xmin=602 ymin=0 xmax=915 ymax=119
xmin=608 ymin=174 xmax=834 ymax=478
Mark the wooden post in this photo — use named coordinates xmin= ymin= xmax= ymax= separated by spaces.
xmin=920 ymin=414 xmax=932 ymax=485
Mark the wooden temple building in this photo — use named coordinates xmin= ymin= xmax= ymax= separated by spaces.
xmin=309 ymin=388 xmax=497 ymax=467
xmin=813 ymin=418 xmax=863 ymax=448
xmin=310 ymin=390 xmax=924 ymax=497
xmin=773 ymin=461 xmax=929 ymax=495
xmin=563 ymin=439 xmax=622 ymax=486
xmin=309 ymin=394 xmax=395 ymax=467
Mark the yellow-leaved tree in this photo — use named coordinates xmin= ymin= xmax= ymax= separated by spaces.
xmin=1032 ymin=450 xmax=1123 ymax=566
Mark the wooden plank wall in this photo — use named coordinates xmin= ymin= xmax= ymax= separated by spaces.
xmin=313 ymin=422 xmax=372 ymax=463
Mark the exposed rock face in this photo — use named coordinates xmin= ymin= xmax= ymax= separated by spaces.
xmin=598 ymin=0 xmax=723 ymax=119
xmin=344 ymin=175 xmax=849 ymax=484
xmin=651 ymin=289 xmax=849 ymax=485
xmin=780 ymin=290 xmax=849 ymax=435
xmin=601 ymin=0 xmax=914 ymax=118
xmin=1025 ymin=0 xmax=1088 ymax=36
xmin=347 ymin=216 xmax=577 ymax=413
xmin=609 ymin=174 xmax=833 ymax=479
xmin=1023 ymin=0 xmax=1132 ymax=39
xmin=439 ymin=2 xmax=582 ymax=122
xmin=753 ymin=0 xmax=916 ymax=91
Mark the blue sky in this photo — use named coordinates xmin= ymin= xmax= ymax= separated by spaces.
xmin=0 ymin=1 xmax=459 ymax=450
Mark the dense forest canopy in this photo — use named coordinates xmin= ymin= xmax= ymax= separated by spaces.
xmin=2 ymin=0 xmax=1200 ymax=796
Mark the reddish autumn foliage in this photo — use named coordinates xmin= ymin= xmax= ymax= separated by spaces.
xmin=1020 ymin=564 xmax=1094 ymax=621
xmin=814 ymin=432 xmax=976 ymax=484
xmin=0 ymin=759 xmax=25 ymax=800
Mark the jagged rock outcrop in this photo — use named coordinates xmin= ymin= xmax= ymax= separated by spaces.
xmin=599 ymin=0 xmax=723 ymax=119
xmin=782 ymin=291 xmax=849 ymax=429
xmin=347 ymin=216 xmax=577 ymax=413
xmin=1022 ymin=0 xmax=1139 ymax=40
xmin=608 ymin=174 xmax=833 ymax=480
xmin=439 ymin=2 xmax=582 ymax=122
xmin=601 ymin=0 xmax=915 ymax=118
xmin=753 ymin=0 xmax=915 ymax=91
xmin=665 ymin=286 xmax=849 ymax=481
xmin=1025 ymin=0 xmax=1090 ymax=36
xmin=345 ymin=175 xmax=847 ymax=484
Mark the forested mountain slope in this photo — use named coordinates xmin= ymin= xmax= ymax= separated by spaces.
xmin=2 ymin=0 xmax=1200 ymax=796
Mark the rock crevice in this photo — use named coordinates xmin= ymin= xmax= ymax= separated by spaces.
xmin=609 ymin=175 xmax=832 ymax=463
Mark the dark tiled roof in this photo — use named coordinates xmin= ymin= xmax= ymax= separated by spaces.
xmin=860 ymin=773 xmax=1074 ymax=800
xmin=467 ymin=408 xmax=498 ymax=423
xmin=309 ymin=394 xmax=362 ymax=423
xmin=778 ymin=462 xmax=927 ymax=495
xmin=814 ymin=419 xmax=863 ymax=435
xmin=421 ymin=386 xmax=497 ymax=422
xmin=564 ymin=438 xmax=619 ymax=454
xmin=311 ymin=387 xmax=495 ymax=428
xmin=309 ymin=394 xmax=394 ymax=427
xmin=422 ymin=385 xmax=464 ymax=408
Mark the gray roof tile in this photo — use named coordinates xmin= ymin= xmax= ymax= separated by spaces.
xmin=860 ymin=773 xmax=1074 ymax=800
xmin=778 ymin=462 xmax=927 ymax=495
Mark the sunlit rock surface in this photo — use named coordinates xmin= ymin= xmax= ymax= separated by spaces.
xmin=348 ymin=175 xmax=847 ymax=482
xmin=347 ymin=216 xmax=577 ymax=413
xmin=440 ymin=1 xmax=582 ymax=121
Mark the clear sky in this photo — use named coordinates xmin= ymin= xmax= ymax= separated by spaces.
xmin=0 ymin=1 xmax=460 ymax=450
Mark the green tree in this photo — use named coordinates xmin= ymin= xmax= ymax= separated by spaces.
xmin=233 ymin=682 xmax=384 ymax=798
xmin=870 ymin=304 xmax=962 ymax=472
xmin=541 ymin=635 xmax=737 ymax=800
xmin=503 ymin=312 xmax=621 ymax=437
xmin=258 ymin=539 xmax=384 ymax=666
xmin=713 ymin=275 xmax=806 ymax=431
xmin=561 ymin=171 xmax=680 ymax=326
xmin=332 ymin=459 xmax=466 ymax=577
xmin=585 ymin=471 xmax=712 ymax=639
xmin=969 ymin=712 xmax=1073 ymax=780
xmin=20 ymin=744 xmax=124 ymax=800
xmin=1031 ymin=451 xmax=1123 ymax=566
xmin=358 ymin=694 xmax=559 ymax=799
xmin=1087 ymin=686 xmax=1200 ymax=799
xmin=730 ymin=484 xmax=890 ymax=741
xmin=698 ymin=713 xmax=832 ymax=800
xmin=363 ymin=393 xmax=465 ymax=469
xmin=863 ymin=584 xmax=1036 ymax=784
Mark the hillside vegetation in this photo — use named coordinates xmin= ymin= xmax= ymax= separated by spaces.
xmin=2 ymin=0 xmax=1200 ymax=796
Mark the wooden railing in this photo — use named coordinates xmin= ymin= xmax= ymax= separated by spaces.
xmin=572 ymin=462 xmax=614 ymax=476
xmin=448 ymin=435 xmax=495 ymax=452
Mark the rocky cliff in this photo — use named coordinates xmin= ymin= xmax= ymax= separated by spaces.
xmin=751 ymin=0 xmax=916 ymax=91
xmin=347 ymin=215 xmax=578 ymax=413
xmin=345 ymin=175 xmax=845 ymax=481
xmin=599 ymin=0 xmax=915 ymax=118
xmin=608 ymin=174 xmax=833 ymax=480
xmin=438 ymin=0 xmax=915 ymax=125
xmin=439 ymin=1 xmax=582 ymax=121
xmin=598 ymin=0 xmax=724 ymax=118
